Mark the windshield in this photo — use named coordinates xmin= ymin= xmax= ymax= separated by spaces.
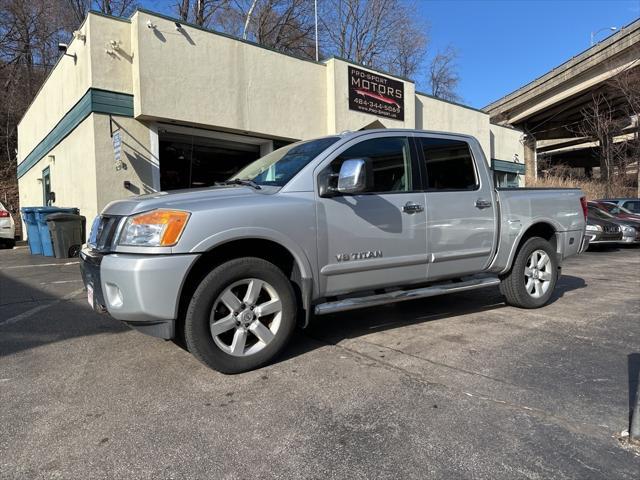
xmin=588 ymin=206 xmax=614 ymax=219
xmin=230 ymin=137 xmax=340 ymax=187
xmin=602 ymin=203 xmax=633 ymax=215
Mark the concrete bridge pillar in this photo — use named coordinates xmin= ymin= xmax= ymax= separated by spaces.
xmin=524 ymin=135 xmax=537 ymax=185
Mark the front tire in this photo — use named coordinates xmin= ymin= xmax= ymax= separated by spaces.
xmin=500 ymin=237 xmax=558 ymax=309
xmin=184 ymin=257 xmax=297 ymax=374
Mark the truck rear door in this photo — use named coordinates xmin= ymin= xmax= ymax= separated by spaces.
xmin=414 ymin=135 xmax=498 ymax=281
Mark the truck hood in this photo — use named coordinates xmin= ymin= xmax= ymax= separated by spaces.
xmin=102 ymin=185 xmax=279 ymax=216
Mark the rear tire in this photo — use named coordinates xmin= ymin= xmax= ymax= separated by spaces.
xmin=500 ymin=237 xmax=558 ymax=309
xmin=184 ymin=257 xmax=297 ymax=374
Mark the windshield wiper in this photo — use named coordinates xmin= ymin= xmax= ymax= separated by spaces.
xmin=216 ymin=178 xmax=262 ymax=190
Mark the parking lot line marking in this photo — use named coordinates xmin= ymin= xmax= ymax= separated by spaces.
xmin=0 ymin=288 xmax=85 ymax=328
xmin=4 ymin=261 xmax=79 ymax=270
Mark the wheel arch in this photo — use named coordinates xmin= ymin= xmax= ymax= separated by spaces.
xmin=176 ymin=236 xmax=313 ymax=341
xmin=503 ymin=221 xmax=558 ymax=274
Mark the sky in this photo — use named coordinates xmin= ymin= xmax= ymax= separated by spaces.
xmin=418 ymin=0 xmax=640 ymax=108
xmin=143 ymin=0 xmax=640 ymax=109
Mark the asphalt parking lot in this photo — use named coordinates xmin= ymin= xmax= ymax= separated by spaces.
xmin=1 ymin=245 xmax=639 ymax=479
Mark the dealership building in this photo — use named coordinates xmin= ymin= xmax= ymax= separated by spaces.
xmin=17 ymin=9 xmax=525 ymax=224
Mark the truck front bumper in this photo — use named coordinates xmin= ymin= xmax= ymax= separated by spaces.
xmin=79 ymin=246 xmax=199 ymax=339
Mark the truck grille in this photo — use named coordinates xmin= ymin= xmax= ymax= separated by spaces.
xmin=603 ymin=225 xmax=620 ymax=234
xmin=88 ymin=215 xmax=123 ymax=251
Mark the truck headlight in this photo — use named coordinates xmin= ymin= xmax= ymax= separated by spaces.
xmin=585 ymin=224 xmax=601 ymax=232
xmin=119 ymin=209 xmax=190 ymax=246
xmin=622 ymin=225 xmax=636 ymax=235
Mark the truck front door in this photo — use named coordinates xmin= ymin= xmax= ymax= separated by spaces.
xmin=415 ymin=135 xmax=497 ymax=281
xmin=315 ymin=135 xmax=428 ymax=296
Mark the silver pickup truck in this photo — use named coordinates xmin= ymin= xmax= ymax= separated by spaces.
xmin=80 ymin=129 xmax=588 ymax=373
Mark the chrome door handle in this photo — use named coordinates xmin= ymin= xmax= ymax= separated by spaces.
xmin=403 ymin=202 xmax=424 ymax=214
xmin=475 ymin=199 xmax=492 ymax=209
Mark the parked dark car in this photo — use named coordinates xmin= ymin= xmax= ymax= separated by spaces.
xmin=591 ymin=201 xmax=640 ymax=221
xmin=587 ymin=205 xmax=639 ymax=244
xmin=597 ymin=198 xmax=640 ymax=215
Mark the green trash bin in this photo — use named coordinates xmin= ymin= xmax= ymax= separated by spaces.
xmin=46 ymin=213 xmax=86 ymax=258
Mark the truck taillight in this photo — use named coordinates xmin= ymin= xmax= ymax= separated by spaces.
xmin=580 ymin=197 xmax=588 ymax=221
xmin=0 ymin=211 xmax=9 ymax=218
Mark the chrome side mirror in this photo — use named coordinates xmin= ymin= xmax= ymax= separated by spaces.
xmin=337 ymin=158 xmax=370 ymax=194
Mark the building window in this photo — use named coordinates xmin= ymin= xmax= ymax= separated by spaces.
xmin=159 ymin=133 xmax=261 ymax=190
xmin=495 ymin=171 xmax=520 ymax=188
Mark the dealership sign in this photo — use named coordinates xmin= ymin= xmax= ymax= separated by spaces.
xmin=348 ymin=66 xmax=404 ymax=121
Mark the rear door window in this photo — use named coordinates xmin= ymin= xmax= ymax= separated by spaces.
xmin=418 ymin=138 xmax=478 ymax=190
xmin=622 ymin=200 xmax=640 ymax=213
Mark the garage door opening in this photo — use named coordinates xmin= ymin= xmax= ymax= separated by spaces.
xmin=159 ymin=132 xmax=261 ymax=191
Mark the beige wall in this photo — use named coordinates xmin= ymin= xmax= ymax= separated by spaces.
xmin=18 ymin=116 xmax=98 ymax=222
xmin=88 ymin=14 xmax=134 ymax=94
xmin=93 ymin=115 xmax=156 ymax=209
xmin=490 ymin=124 xmax=524 ymax=162
xmin=415 ymin=94 xmax=491 ymax=160
xmin=131 ymin=11 xmax=327 ymax=140
xmin=17 ymin=20 xmax=92 ymax=161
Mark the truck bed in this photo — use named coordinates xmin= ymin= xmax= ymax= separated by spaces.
xmin=490 ymin=188 xmax=585 ymax=273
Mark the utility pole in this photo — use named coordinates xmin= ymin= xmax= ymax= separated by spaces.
xmin=243 ymin=0 xmax=259 ymax=40
xmin=314 ymin=0 xmax=319 ymax=61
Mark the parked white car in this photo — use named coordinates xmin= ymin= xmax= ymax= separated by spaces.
xmin=0 ymin=200 xmax=16 ymax=249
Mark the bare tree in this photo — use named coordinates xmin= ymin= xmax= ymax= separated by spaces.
xmin=576 ymin=93 xmax=629 ymax=196
xmin=178 ymin=0 xmax=190 ymax=21
xmin=0 ymin=0 xmax=75 ymax=230
xmin=173 ymin=0 xmax=228 ymax=27
xmin=66 ymin=0 xmax=91 ymax=25
xmin=609 ymin=60 xmax=640 ymax=195
xmin=251 ymin=0 xmax=316 ymax=57
xmin=66 ymin=0 xmax=137 ymax=24
xmin=428 ymin=45 xmax=460 ymax=102
xmin=320 ymin=0 xmax=427 ymax=78
xmin=379 ymin=14 xmax=428 ymax=79
xmin=95 ymin=0 xmax=137 ymax=17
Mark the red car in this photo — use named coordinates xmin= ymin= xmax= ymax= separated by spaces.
xmin=589 ymin=201 xmax=640 ymax=222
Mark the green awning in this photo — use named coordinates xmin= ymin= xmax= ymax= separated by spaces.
xmin=491 ymin=158 xmax=525 ymax=174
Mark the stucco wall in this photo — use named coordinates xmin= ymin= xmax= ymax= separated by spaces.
xmin=93 ymin=115 xmax=156 ymax=210
xmin=490 ymin=124 xmax=524 ymax=162
xmin=130 ymin=11 xmax=327 ymax=140
xmin=88 ymin=14 xmax=134 ymax=95
xmin=18 ymin=116 xmax=98 ymax=223
xmin=17 ymin=20 xmax=92 ymax=161
xmin=415 ymin=94 xmax=491 ymax=160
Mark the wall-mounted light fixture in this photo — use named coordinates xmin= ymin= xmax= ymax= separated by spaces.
xmin=57 ymin=43 xmax=77 ymax=63
xmin=73 ymin=30 xmax=86 ymax=43
xmin=175 ymin=22 xmax=183 ymax=31
xmin=146 ymin=20 xmax=157 ymax=29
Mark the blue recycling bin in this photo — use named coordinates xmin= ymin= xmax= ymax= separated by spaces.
xmin=34 ymin=207 xmax=79 ymax=257
xmin=21 ymin=207 xmax=43 ymax=255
